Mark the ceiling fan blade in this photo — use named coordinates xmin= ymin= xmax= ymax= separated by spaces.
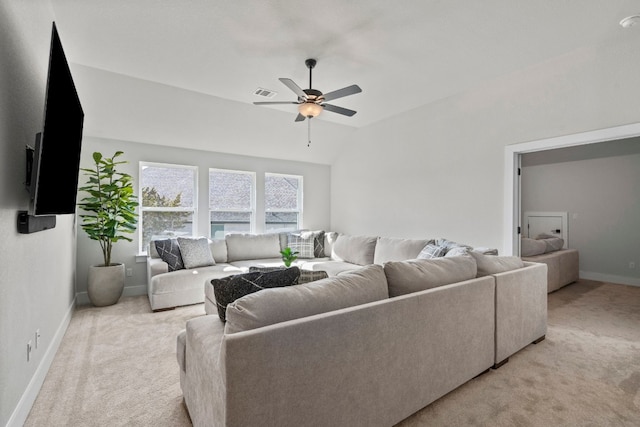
xmin=279 ymin=78 xmax=308 ymax=100
xmin=253 ymin=101 xmax=298 ymax=105
xmin=322 ymin=103 xmax=357 ymax=117
xmin=295 ymin=113 xmax=306 ymax=122
xmin=322 ymin=85 xmax=362 ymax=102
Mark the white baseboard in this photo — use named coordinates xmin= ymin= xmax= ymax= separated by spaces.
xmin=580 ymin=271 xmax=640 ymax=287
xmin=75 ymin=284 xmax=147 ymax=305
xmin=7 ymin=296 xmax=76 ymax=427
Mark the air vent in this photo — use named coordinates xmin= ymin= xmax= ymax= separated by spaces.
xmin=254 ymin=87 xmax=277 ymax=98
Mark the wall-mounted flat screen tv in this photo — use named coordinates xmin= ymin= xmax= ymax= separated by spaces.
xmin=27 ymin=21 xmax=84 ymax=216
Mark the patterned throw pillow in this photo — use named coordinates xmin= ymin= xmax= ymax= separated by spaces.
xmin=177 ymin=237 xmax=215 ymax=269
xmin=154 ymin=239 xmax=184 ymax=272
xmin=249 ymin=267 xmax=328 ymax=284
xmin=287 ymin=232 xmax=315 ymax=259
xmin=212 ymin=267 xmax=301 ymax=321
xmin=417 ymin=243 xmax=447 ymax=259
xmin=310 ymin=230 xmax=326 ymax=258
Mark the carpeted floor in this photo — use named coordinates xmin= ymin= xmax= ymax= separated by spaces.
xmin=25 ymin=279 xmax=640 ymax=426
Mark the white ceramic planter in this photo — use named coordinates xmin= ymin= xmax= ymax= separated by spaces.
xmin=87 ymin=263 xmax=125 ymax=307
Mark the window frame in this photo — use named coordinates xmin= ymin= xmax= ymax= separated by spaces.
xmin=208 ymin=168 xmax=256 ymax=239
xmin=138 ymin=161 xmax=198 ymax=254
xmin=264 ymin=172 xmax=304 ymax=232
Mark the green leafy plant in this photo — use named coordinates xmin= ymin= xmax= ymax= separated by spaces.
xmin=280 ymin=247 xmax=299 ymax=267
xmin=78 ymin=151 xmax=139 ymax=267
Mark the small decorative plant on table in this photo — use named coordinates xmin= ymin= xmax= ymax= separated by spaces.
xmin=280 ymin=247 xmax=299 ymax=267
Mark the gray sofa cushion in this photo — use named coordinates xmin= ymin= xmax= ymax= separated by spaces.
xmin=521 ymin=237 xmax=546 ymax=257
xmin=373 ymin=237 xmax=433 ymax=264
xmin=468 ymin=251 xmax=524 ymax=277
xmin=331 ymin=234 xmax=377 ymax=266
xmin=226 ymin=233 xmax=282 ymax=262
xmin=212 ymin=267 xmax=301 ymax=322
xmin=384 ymin=256 xmax=478 ymax=297
xmin=177 ymin=237 xmax=215 ymax=269
xmin=225 ymin=264 xmax=389 ymax=334
xmin=209 ymin=239 xmax=228 ymax=263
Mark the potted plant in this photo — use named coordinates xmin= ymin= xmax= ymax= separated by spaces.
xmin=280 ymin=247 xmax=299 ymax=267
xmin=78 ymin=151 xmax=139 ymax=306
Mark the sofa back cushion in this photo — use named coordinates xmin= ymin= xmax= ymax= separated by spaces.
xmin=331 ymin=234 xmax=377 ymax=265
xmin=384 ymin=256 xmax=478 ymax=297
xmin=468 ymin=251 xmax=524 ymax=277
xmin=324 ymin=232 xmax=339 ymax=257
xmin=521 ymin=237 xmax=546 ymax=257
xmin=209 ymin=239 xmax=228 ymax=263
xmin=226 ymin=233 xmax=282 ymax=262
xmin=225 ymin=264 xmax=389 ymax=334
xmin=373 ymin=237 xmax=434 ymax=264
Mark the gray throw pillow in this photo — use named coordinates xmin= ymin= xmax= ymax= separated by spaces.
xmin=154 ymin=239 xmax=184 ymax=271
xmin=310 ymin=230 xmax=326 ymax=258
xmin=287 ymin=232 xmax=315 ymax=259
xmin=177 ymin=237 xmax=215 ymax=269
xmin=212 ymin=267 xmax=301 ymax=321
xmin=417 ymin=243 xmax=447 ymax=259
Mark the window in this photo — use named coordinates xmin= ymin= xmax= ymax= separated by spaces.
xmin=265 ymin=173 xmax=303 ymax=232
xmin=209 ymin=169 xmax=255 ymax=239
xmin=139 ymin=163 xmax=197 ymax=253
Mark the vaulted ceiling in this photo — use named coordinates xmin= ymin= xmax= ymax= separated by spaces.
xmin=51 ymin=0 xmax=640 ymax=163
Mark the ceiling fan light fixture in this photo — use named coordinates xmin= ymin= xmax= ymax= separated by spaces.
xmin=620 ymin=14 xmax=640 ymax=28
xmin=298 ymin=102 xmax=322 ymax=118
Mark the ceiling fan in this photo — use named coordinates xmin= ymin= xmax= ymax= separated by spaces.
xmin=253 ymin=58 xmax=362 ymax=122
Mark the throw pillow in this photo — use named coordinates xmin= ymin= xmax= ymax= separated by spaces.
xmin=212 ymin=267 xmax=301 ymax=321
xmin=468 ymin=251 xmax=524 ymax=277
xmin=310 ymin=230 xmax=326 ymax=258
xmin=154 ymin=239 xmax=184 ymax=272
xmin=177 ymin=237 xmax=215 ymax=269
xmin=417 ymin=243 xmax=447 ymax=259
xmin=435 ymin=238 xmax=473 ymax=254
xmin=287 ymin=232 xmax=315 ymax=259
xmin=444 ymin=246 xmax=470 ymax=257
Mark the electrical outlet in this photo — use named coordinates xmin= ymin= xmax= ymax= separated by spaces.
xmin=35 ymin=329 xmax=41 ymax=349
xmin=126 ymin=268 xmax=133 ymax=277
xmin=27 ymin=340 xmax=32 ymax=362
xmin=630 ymin=262 xmax=636 ymax=269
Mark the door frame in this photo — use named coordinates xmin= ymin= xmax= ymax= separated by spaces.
xmin=503 ymin=122 xmax=640 ymax=255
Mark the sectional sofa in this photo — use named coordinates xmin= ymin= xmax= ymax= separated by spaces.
xmin=176 ymin=249 xmax=548 ymax=426
xmin=147 ymin=231 xmax=496 ymax=311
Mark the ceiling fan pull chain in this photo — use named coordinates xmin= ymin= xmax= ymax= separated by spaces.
xmin=307 ymin=118 xmax=311 ymax=147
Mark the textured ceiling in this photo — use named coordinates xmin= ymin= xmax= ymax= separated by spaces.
xmin=50 ymin=1 xmax=640 ymax=160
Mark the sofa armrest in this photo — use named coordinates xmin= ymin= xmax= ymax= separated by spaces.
xmin=147 ymin=256 xmax=169 ymax=278
xmin=184 ymin=315 xmax=226 ymax=425
xmin=493 ymin=263 xmax=548 ymax=365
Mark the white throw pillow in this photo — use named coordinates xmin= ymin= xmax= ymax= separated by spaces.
xmin=177 ymin=237 xmax=215 ymax=269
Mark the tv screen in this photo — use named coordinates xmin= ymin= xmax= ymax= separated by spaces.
xmin=29 ymin=22 xmax=84 ymax=216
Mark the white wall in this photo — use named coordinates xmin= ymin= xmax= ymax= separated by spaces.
xmin=522 ymin=148 xmax=640 ymax=285
xmin=0 ymin=2 xmax=78 ymax=426
xmin=331 ymin=33 xmax=640 ymax=252
xmin=75 ymin=137 xmax=331 ymax=301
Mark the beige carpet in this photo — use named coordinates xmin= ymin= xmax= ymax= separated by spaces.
xmin=25 ymin=279 xmax=640 ymax=426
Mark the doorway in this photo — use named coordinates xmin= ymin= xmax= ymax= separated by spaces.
xmin=503 ymin=122 xmax=640 ymax=256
